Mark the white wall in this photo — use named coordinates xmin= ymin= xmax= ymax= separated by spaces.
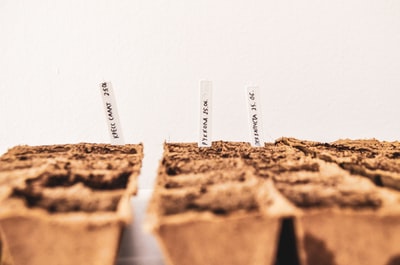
xmin=1 ymin=0 xmax=400 ymax=188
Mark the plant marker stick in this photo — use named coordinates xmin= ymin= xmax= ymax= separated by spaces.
xmin=100 ymin=82 xmax=124 ymax=145
xmin=246 ymin=86 xmax=264 ymax=147
xmin=198 ymin=80 xmax=213 ymax=147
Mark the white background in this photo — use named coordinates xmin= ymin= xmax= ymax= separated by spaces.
xmin=1 ymin=0 xmax=400 ymax=188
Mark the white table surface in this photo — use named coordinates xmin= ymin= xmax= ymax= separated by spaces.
xmin=116 ymin=189 xmax=165 ymax=265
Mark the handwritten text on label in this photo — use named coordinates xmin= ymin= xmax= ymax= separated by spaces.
xmin=199 ymin=81 xmax=212 ymax=147
xmin=247 ymin=87 xmax=263 ymax=147
xmin=201 ymin=100 xmax=209 ymax=145
xmin=100 ymin=82 xmax=124 ymax=145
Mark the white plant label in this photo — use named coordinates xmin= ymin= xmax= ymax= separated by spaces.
xmin=198 ymin=81 xmax=213 ymax=147
xmin=100 ymin=82 xmax=124 ymax=145
xmin=247 ymin=86 xmax=264 ymax=147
